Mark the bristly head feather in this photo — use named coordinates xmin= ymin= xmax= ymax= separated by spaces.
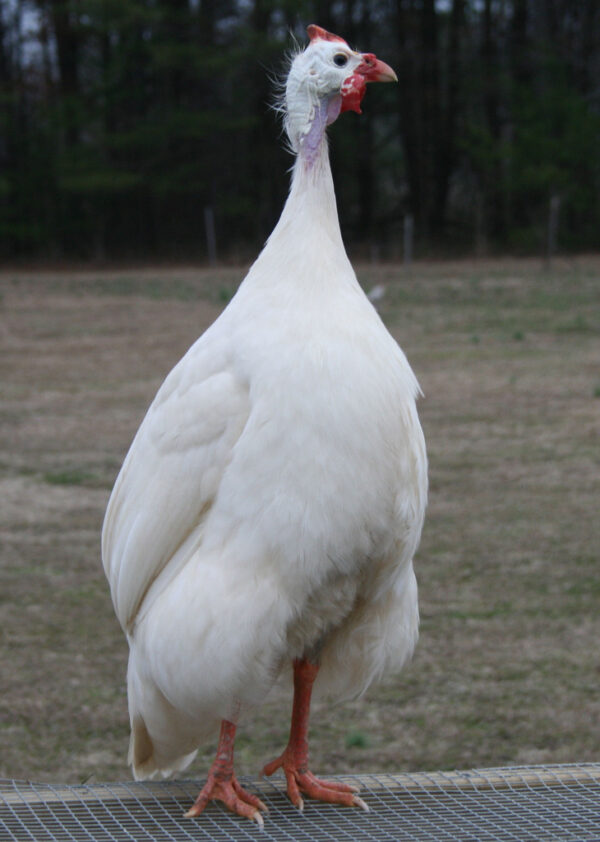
xmin=268 ymin=32 xmax=302 ymax=151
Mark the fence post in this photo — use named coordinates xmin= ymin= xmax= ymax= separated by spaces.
xmin=204 ymin=206 xmax=217 ymax=266
xmin=403 ymin=214 xmax=414 ymax=267
xmin=546 ymin=194 xmax=560 ymax=268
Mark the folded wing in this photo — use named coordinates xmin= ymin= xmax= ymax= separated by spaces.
xmin=102 ymin=338 xmax=250 ymax=633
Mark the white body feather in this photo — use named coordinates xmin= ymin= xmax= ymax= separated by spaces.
xmin=102 ymin=97 xmax=427 ymax=780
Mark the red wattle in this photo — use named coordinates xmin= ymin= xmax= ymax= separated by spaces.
xmin=340 ymin=74 xmax=367 ymax=114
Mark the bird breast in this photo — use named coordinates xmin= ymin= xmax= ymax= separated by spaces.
xmin=199 ymin=283 xmax=426 ymax=617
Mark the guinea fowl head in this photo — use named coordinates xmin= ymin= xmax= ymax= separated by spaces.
xmin=284 ymin=25 xmax=397 ymax=161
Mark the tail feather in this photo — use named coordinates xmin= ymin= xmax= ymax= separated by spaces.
xmin=128 ymin=712 xmax=198 ymax=780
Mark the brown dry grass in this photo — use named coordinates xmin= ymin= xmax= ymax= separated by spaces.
xmin=1 ymin=258 xmax=599 ymax=785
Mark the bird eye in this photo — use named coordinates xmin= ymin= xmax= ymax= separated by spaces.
xmin=333 ymin=53 xmax=349 ymax=67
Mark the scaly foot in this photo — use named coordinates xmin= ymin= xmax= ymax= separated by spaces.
xmin=262 ymin=659 xmax=367 ymax=811
xmin=185 ymin=770 xmax=267 ymax=826
xmin=185 ymin=720 xmax=268 ymax=826
xmin=262 ymin=750 xmax=367 ymax=811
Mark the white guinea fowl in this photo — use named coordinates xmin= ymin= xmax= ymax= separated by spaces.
xmin=102 ymin=25 xmax=427 ymax=826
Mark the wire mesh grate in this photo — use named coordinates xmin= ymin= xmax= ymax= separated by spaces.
xmin=2 ymin=764 xmax=600 ymax=842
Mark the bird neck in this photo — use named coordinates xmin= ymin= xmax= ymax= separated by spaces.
xmin=240 ymin=98 xmax=354 ymax=293
xmin=267 ymin=108 xmax=344 ymax=256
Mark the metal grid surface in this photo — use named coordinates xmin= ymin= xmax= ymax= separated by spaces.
xmin=2 ymin=764 xmax=600 ymax=842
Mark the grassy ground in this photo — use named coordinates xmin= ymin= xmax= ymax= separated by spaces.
xmin=1 ymin=258 xmax=599 ymax=786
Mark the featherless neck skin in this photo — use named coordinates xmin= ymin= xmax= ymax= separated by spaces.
xmin=296 ymin=96 xmax=341 ymax=169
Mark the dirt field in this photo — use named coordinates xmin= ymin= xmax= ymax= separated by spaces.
xmin=1 ymin=258 xmax=599 ymax=786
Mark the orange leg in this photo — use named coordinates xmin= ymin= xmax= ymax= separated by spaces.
xmin=185 ymin=720 xmax=267 ymax=826
xmin=262 ymin=658 xmax=368 ymax=811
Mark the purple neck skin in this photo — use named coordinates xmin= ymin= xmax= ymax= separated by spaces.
xmin=300 ymin=95 xmax=342 ymax=167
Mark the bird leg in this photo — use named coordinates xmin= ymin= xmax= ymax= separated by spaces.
xmin=185 ymin=719 xmax=268 ymax=826
xmin=262 ymin=657 xmax=368 ymax=811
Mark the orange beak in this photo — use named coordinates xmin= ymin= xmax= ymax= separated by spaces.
xmin=356 ymin=53 xmax=398 ymax=83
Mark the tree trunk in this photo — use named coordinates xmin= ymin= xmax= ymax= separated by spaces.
xmin=396 ymin=0 xmax=444 ymax=244
xmin=47 ymin=0 xmax=81 ymax=145
xmin=396 ymin=1 xmax=424 ymax=235
xmin=432 ymin=0 xmax=464 ymax=237
xmin=481 ymin=0 xmax=506 ymax=243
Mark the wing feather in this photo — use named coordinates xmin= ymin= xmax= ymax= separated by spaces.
xmin=102 ymin=337 xmax=249 ymax=633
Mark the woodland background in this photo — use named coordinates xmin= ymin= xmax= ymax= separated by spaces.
xmin=1 ymin=0 xmax=599 ymax=262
